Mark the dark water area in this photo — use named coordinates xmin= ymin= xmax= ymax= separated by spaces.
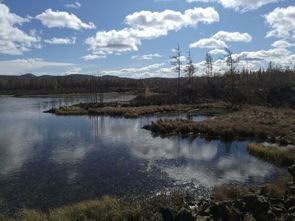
xmin=0 ymin=95 xmax=283 ymax=213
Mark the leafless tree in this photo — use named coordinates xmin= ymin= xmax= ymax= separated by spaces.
xmin=171 ymin=44 xmax=182 ymax=94
xmin=184 ymin=49 xmax=195 ymax=84
xmin=205 ymin=52 xmax=213 ymax=84
xmin=225 ymin=48 xmax=239 ymax=106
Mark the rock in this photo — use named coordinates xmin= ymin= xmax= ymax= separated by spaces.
xmin=160 ymin=208 xmax=177 ymax=221
xmin=243 ymin=212 xmax=255 ymax=221
xmin=288 ymin=165 xmax=295 ymax=183
xmin=286 ymin=184 xmax=295 ymax=195
xmin=285 ymin=196 xmax=295 ymax=209
xmin=285 ymin=213 xmax=295 ymax=221
xmin=271 ymin=205 xmax=286 ymax=217
xmin=242 ymin=194 xmax=270 ymax=221
xmin=210 ymin=201 xmax=242 ymax=221
xmin=196 ymin=215 xmax=212 ymax=221
xmin=176 ymin=208 xmax=195 ymax=221
xmin=288 ymin=205 xmax=295 ymax=213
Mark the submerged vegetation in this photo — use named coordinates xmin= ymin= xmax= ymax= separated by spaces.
xmin=247 ymin=144 xmax=295 ymax=167
xmin=144 ymin=106 xmax=295 ymax=145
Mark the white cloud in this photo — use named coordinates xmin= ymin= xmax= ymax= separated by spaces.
xmin=187 ymin=0 xmax=281 ymax=12
xmin=0 ymin=58 xmax=74 ymax=75
xmin=272 ymin=40 xmax=295 ymax=48
xmin=44 ymin=37 xmax=76 ymax=44
xmin=0 ymin=3 xmax=40 ymax=55
xmin=208 ymin=48 xmax=227 ymax=55
xmin=212 ymin=31 xmax=252 ymax=42
xmin=64 ymin=1 xmax=81 ymax=9
xmin=81 ymin=54 xmax=106 ymax=60
xmin=85 ymin=7 xmax=219 ymax=59
xmin=64 ymin=66 xmax=82 ymax=75
xmin=102 ymin=63 xmax=165 ymax=77
xmin=36 ymin=9 xmax=95 ymax=30
xmin=125 ymin=7 xmax=219 ymax=30
xmin=190 ymin=38 xmax=227 ymax=48
xmin=190 ymin=31 xmax=252 ymax=48
xmin=132 ymin=53 xmax=162 ymax=60
xmin=265 ymin=6 xmax=295 ymax=39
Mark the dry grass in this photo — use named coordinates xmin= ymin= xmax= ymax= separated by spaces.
xmin=54 ymin=104 xmax=196 ymax=118
xmin=144 ymin=106 xmax=295 ymax=145
xmin=211 ymin=185 xmax=250 ymax=201
xmin=265 ymin=174 xmax=292 ymax=198
xmin=0 ymin=196 xmax=143 ymax=221
xmin=0 ymin=191 xmax=196 ymax=221
xmin=211 ymin=173 xmax=292 ymax=201
xmin=247 ymin=144 xmax=295 ymax=167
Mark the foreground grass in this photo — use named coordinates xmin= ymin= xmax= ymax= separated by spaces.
xmin=0 ymin=196 xmax=143 ymax=221
xmin=144 ymin=106 xmax=295 ymax=145
xmin=0 ymin=190 xmax=195 ymax=221
xmin=247 ymin=144 xmax=295 ymax=167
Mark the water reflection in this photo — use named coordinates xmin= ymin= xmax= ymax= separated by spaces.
xmin=0 ymin=122 xmax=42 ymax=175
xmin=0 ymin=97 xmax=283 ymax=212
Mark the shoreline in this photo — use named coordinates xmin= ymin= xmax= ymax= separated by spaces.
xmin=143 ymin=106 xmax=295 ymax=146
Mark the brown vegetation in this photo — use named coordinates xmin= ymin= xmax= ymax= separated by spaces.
xmin=211 ymin=173 xmax=292 ymax=201
xmin=247 ymin=144 xmax=295 ymax=167
xmin=144 ymin=106 xmax=295 ymax=145
xmin=53 ymin=104 xmax=197 ymax=118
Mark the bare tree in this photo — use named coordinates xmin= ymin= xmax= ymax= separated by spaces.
xmin=225 ymin=48 xmax=239 ymax=106
xmin=184 ymin=49 xmax=195 ymax=84
xmin=205 ymin=51 xmax=213 ymax=84
xmin=171 ymin=44 xmax=182 ymax=94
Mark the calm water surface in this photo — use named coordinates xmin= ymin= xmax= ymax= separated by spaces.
xmin=0 ymin=95 xmax=282 ymax=212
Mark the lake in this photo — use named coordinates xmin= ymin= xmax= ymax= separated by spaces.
xmin=0 ymin=95 xmax=283 ymax=213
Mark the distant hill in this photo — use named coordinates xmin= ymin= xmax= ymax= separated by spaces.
xmin=102 ymin=75 xmax=119 ymax=78
xmin=20 ymin=73 xmax=36 ymax=78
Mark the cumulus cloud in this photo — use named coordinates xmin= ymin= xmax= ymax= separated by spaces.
xmin=85 ymin=7 xmax=219 ymax=59
xmin=212 ymin=31 xmax=252 ymax=42
xmin=190 ymin=38 xmax=227 ymax=48
xmin=187 ymin=0 xmax=281 ymax=12
xmin=81 ymin=54 xmax=106 ymax=60
xmin=44 ymin=37 xmax=76 ymax=44
xmin=36 ymin=9 xmax=95 ymax=30
xmin=102 ymin=63 xmax=165 ymax=77
xmin=0 ymin=3 xmax=40 ymax=55
xmin=208 ymin=48 xmax=227 ymax=55
xmin=132 ymin=53 xmax=162 ymax=60
xmin=190 ymin=31 xmax=252 ymax=48
xmin=0 ymin=58 xmax=74 ymax=75
xmin=64 ymin=1 xmax=81 ymax=9
xmin=125 ymin=7 xmax=219 ymax=30
xmin=64 ymin=66 xmax=82 ymax=75
xmin=265 ymin=6 xmax=295 ymax=39
xmin=272 ymin=40 xmax=295 ymax=48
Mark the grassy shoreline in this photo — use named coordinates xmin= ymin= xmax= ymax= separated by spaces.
xmin=247 ymin=144 xmax=295 ymax=167
xmin=144 ymin=106 xmax=295 ymax=145
xmin=0 ymin=172 xmax=293 ymax=221
xmin=48 ymin=102 xmax=230 ymax=118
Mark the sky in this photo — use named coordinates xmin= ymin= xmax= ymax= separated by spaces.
xmin=0 ymin=0 xmax=294 ymax=78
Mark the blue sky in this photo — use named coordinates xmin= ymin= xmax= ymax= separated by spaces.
xmin=0 ymin=0 xmax=294 ymax=77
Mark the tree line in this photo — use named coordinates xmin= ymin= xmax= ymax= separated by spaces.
xmin=0 ymin=48 xmax=294 ymax=107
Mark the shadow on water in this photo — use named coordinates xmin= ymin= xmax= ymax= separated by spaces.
xmin=0 ymin=96 xmax=283 ymax=212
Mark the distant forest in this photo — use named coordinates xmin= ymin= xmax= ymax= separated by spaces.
xmin=0 ymin=67 xmax=295 ymax=108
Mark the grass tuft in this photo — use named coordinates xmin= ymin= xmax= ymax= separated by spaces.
xmin=247 ymin=144 xmax=295 ymax=167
